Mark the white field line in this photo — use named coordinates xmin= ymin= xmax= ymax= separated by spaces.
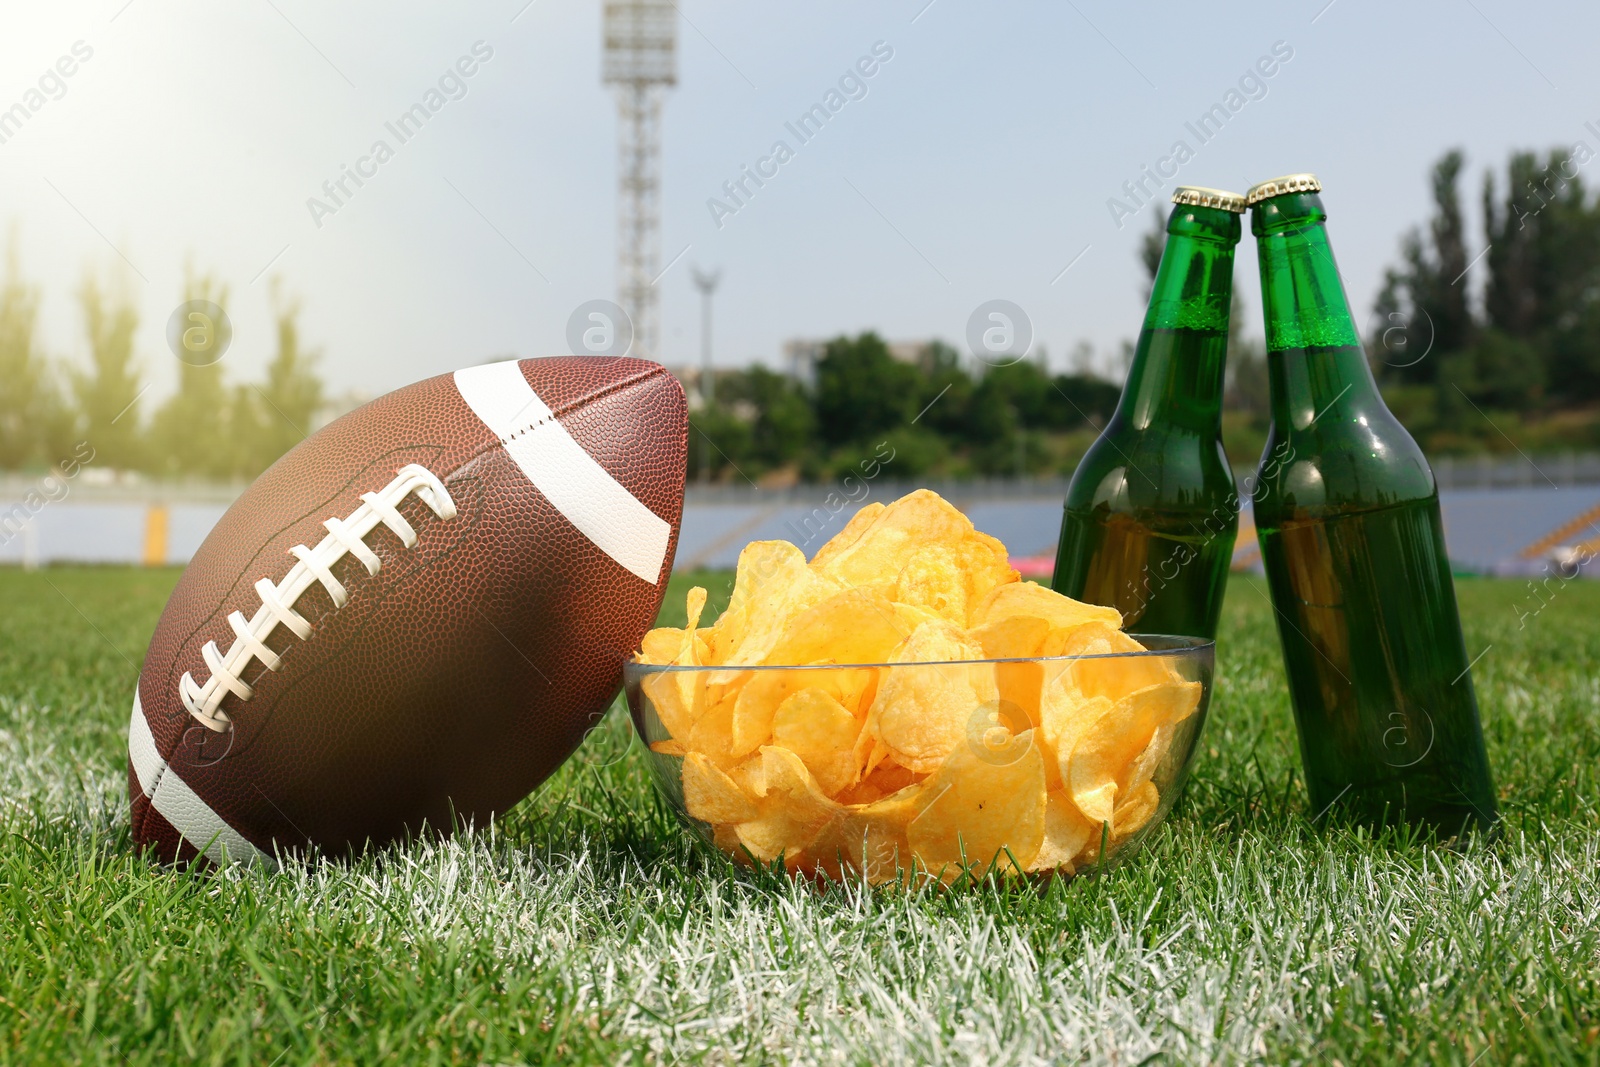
xmin=4 ymin=692 xmax=1597 ymax=1066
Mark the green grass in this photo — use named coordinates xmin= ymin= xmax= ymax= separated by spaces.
xmin=1 ymin=566 xmax=1597 ymax=1065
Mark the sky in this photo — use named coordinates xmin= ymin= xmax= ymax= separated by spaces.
xmin=1 ymin=0 xmax=1597 ymax=403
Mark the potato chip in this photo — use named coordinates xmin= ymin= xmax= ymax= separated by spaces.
xmin=906 ymin=731 xmax=1046 ymax=877
xmin=952 ymin=533 xmax=1021 ymax=625
xmin=1051 ymin=623 xmax=1176 ymax=700
xmin=640 ymin=669 xmax=699 ymax=744
xmin=637 ymin=588 xmax=721 ymax=740
xmin=638 ymin=627 xmax=685 ymax=666
xmin=765 ymin=589 xmax=924 ymax=668
xmin=814 ymin=489 xmax=977 ymax=589
xmin=808 ymin=781 xmax=928 ymax=883
xmin=1110 ymin=780 xmax=1160 ymax=844
xmin=728 ymin=754 xmax=767 ymax=798
xmin=770 ymin=687 xmax=862 ymax=796
xmin=833 ymin=762 xmax=919 ymax=806
xmin=637 ymin=489 xmax=1198 ymax=882
xmin=712 ymin=541 xmax=842 ymax=670
xmin=729 ymin=669 xmax=812 ymax=759
xmin=1038 ymin=618 xmax=1115 ymax=659
xmin=685 ymin=686 xmax=740 ymax=767
xmin=962 ymin=698 xmax=1034 ymax=767
xmin=851 ymin=668 xmax=881 ymax=719
xmin=1068 ymin=680 xmax=1198 ymax=829
xmin=1039 ymin=679 xmax=1111 ymax=793
xmin=721 ymin=540 xmax=799 ymax=622
xmin=972 ymin=581 xmax=1122 ymax=632
xmin=1124 ymin=724 xmax=1171 ymax=797
xmin=808 ymin=501 xmax=886 ymax=570
xmin=684 ymin=585 xmax=708 ymax=636
xmin=895 ymin=544 xmax=970 ymax=626
xmin=864 ymin=621 xmax=996 ymax=774
xmin=1029 ymin=789 xmax=1095 ymax=872
xmin=854 ymin=732 xmax=891 ymax=781
xmin=969 ymin=615 xmax=1052 ymax=659
xmin=734 ymin=746 xmax=842 ymax=862
xmin=734 ymin=808 xmax=808 ymax=865
xmin=729 ymin=666 xmax=875 ymax=758
xmin=711 ymin=821 xmax=749 ymax=862
xmin=832 ymin=781 xmax=884 ymax=807
xmin=682 ymin=752 xmax=758 ymax=825
xmin=992 ymin=661 xmax=1042 ymax=731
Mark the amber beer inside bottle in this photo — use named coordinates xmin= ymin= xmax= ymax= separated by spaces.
xmin=1052 ymin=187 xmax=1243 ymax=639
xmin=1247 ymin=174 xmax=1498 ymax=836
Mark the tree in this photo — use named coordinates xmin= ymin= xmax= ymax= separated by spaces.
xmin=1423 ymin=150 xmax=1474 ymax=356
xmin=1482 ymin=151 xmax=1556 ymax=342
xmin=812 ymin=332 xmax=920 ymax=445
xmin=735 ymin=365 xmax=811 ymax=469
xmin=1483 ymin=149 xmax=1600 ymax=400
xmin=686 ymin=404 xmax=752 ymax=484
xmin=1371 ymin=149 xmax=1473 ymax=385
xmin=909 ymin=340 xmax=976 ymax=441
xmin=243 ymin=284 xmax=323 ymax=475
xmin=74 ymin=272 xmax=145 ymax=470
xmin=148 ymin=273 xmax=233 ymax=478
xmin=0 ymin=246 xmax=71 ymax=469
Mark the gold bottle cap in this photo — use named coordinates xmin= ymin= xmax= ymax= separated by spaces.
xmin=1170 ymin=186 xmax=1246 ymax=213
xmin=1246 ymin=173 xmax=1321 ymax=205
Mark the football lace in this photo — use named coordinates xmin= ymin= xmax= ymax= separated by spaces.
xmin=179 ymin=464 xmax=458 ymax=731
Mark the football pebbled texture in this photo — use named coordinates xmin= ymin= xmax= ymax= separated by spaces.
xmin=129 ymin=357 xmax=687 ymax=866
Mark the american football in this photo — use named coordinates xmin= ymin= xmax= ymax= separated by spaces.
xmin=128 ymin=356 xmax=687 ymax=865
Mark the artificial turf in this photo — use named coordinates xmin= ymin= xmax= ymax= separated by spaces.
xmin=0 ymin=566 xmax=1596 ymax=1064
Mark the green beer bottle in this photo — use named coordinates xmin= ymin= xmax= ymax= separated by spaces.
xmin=1052 ymin=186 xmax=1244 ymax=639
xmin=1247 ymin=173 xmax=1498 ymax=836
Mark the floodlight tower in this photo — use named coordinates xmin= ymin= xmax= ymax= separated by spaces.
xmin=602 ymin=1 xmax=676 ymax=362
xmin=690 ymin=266 xmax=720 ymax=407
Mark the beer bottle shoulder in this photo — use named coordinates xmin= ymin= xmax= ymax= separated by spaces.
xmin=1066 ymin=417 xmax=1238 ymax=516
xmin=1252 ymin=360 xmax=1435 ymax=519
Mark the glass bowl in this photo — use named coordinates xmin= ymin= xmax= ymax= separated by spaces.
xmin=624 ymin=634 xmax=1213 ymax=885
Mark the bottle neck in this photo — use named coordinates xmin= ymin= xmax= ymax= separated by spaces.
xmin=1115 ymin=205 xmax=1238 ymax=433
xmin=1254 ymin=193 xmax=1383 ymax=428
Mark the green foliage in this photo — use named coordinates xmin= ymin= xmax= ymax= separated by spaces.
xmin=0 ymin=253 xmax=330 ymax=481
xmin=10 ymin=138 xmax=1600 ymax=484
xmin=859 ymin=423 xmax=947 ymax=479
xmin=148 ymin=274 xmax=232 ymax=479
xmin=73 ymin=273 xmax=144 ymax=471
xmin=1375 ymin=146 xmax=1600 ymax=447
xmin=716 ymin=364 xmax=813 ymax=469
xmin=1 ymin=566 xmax=1596 ymax=1063
xmin=813 ymin=332 xmax=921 ymax=443
xmin=689 ymin=333 xmax=1124 ymax=484
xmin=238 ymin=286 xmax=323 ymax=477
xmin=0 ymin=248 xmax=74 ymax=468
xmin=1376 ymin=149 xmax=1474 ymax=386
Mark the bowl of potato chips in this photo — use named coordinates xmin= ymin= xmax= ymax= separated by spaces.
xmin=625 ymin=490 xmax=1213 ymax=884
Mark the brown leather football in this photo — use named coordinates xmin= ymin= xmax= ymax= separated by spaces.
xmin=128 ymin=356 xmax=686 ymax=866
